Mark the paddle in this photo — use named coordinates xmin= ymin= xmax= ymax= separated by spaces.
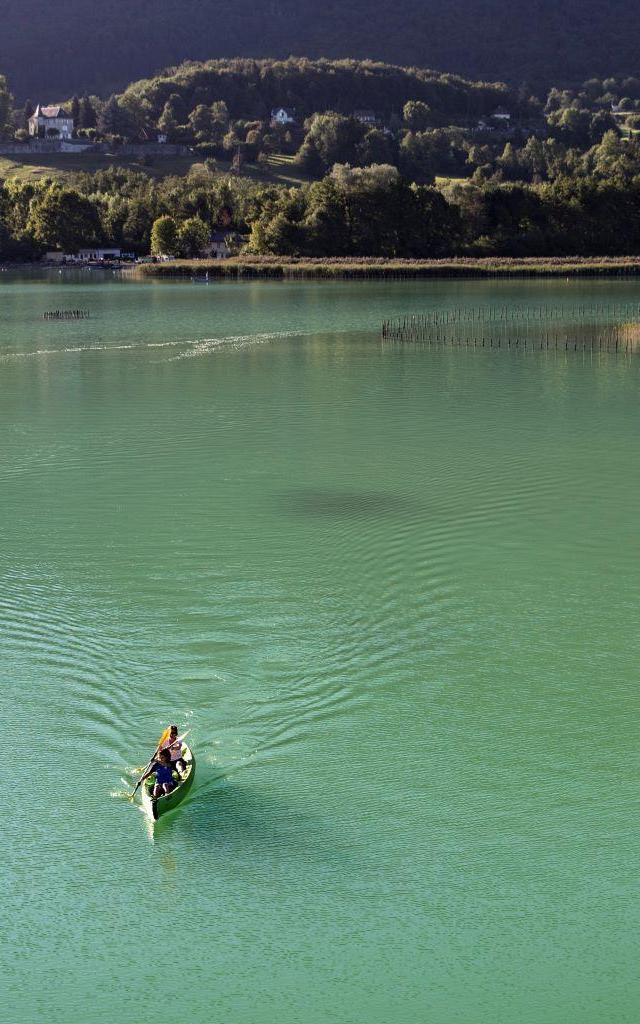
xmin=129 ymin=729 xmax=190 ymax=801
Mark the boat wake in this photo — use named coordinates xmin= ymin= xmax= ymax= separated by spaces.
xmin=160 ymin=330 xmax=305 ymax=362
xmin=0 ymin=330 xmax=304 ymax=362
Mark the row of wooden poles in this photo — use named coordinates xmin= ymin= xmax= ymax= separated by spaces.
xmin=381 ymin=306 xmax=640 ymax=352
xmin=43 ymin=309 xmax=90 ymax=320
xmin=382 ymin=330 xmax=639 ymax=352
xmin=382 ymin=303 xmax=640 ymax=329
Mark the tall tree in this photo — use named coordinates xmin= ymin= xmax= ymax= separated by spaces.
xmin=178 ymin=216 xmax=210 ymax=256
xmin=0 ymin=75 xmax=13 ymax=138
xmin=403 ymin=100 xmax=432 ymax=131
xmin=27 ymin=185 xmax=101 ymax=252
xmin=70 ymin=95 xmax=80 ymax=130
xmin=98 ymin=96 xmax=131 ymax=138
xmin=79 ymin=96 xmax=97 ymax=130
xmin=23 ymin=99 xmax=34 ymax=129
xmin=150 ymin=215 xmax=179 ymax=256
xmin=157 ymin=102 xmax=179 ymax=140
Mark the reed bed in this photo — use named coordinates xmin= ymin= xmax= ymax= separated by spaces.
xmin=133 ymin=256 xmax=640 ymax=281
xmin=382 ymin=310 xmax=640 ymax=352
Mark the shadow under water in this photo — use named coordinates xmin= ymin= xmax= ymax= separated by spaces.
xmin=279 ymin=488 xmax=421 ymax=520
xmin=155 ymin=779 xmax=370 ymax=875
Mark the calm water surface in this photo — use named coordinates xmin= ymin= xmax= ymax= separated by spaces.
xmin=2 ymin=273 xmax=640 ymax=1024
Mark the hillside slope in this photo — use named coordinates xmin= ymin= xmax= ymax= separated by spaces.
xmin=0 ymin=0 xmax=633 ymax=99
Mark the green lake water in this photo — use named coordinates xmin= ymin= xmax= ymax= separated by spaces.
xmin=2 ymin=272 xmax=640 ymax=1024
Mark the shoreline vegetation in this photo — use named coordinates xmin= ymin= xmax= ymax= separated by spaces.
xmin=5 ymin=63 xmax=640 ymax=267
xmin=132 ymin=256 xmax=640 ymax=280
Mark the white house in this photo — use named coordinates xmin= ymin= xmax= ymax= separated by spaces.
xmin=77 ymin=247 xmax=122 ymax=262
xmin=270 ymin=107 xmax=297 ymax=126
xmin=43 ymin=247 xmax=122 ymax=263
xmin=203 ymin=231 xmax=246 ymax=259
xmin=353 ymin=109 xmax=378 ymax=125
xmin=491 ymin=106 xmax=511 ymax=123
xmin=205 ymin=231 xmax=233 ymax=259
xmin=29 ymin=104 xmax=74 ymax=139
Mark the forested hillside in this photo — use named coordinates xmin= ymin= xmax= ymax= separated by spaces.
xmin=120 ymin=59 xmax=514 ymax=124
xmin=1 ymin=0 xmax=639 ymax=100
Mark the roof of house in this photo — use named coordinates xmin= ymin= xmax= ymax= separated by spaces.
xmin=354 ymin=109 xmax=377 ymax=118
xmin=271 ymin=107 xmax=296 ymax=117
xmin=32 ymin=104 xmax=72 ymax=120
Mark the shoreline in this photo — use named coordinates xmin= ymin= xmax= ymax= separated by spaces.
xmin=5 ymin=256 xmax=640 ymax=281
xmin=130 ymin=256 xmax=640 ymax=280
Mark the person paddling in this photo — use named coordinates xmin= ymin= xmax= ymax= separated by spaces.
xmin=140 ymin=748 xmax=176 ymax=797
xmin=160 ymin=724 xmax=187 ymax=776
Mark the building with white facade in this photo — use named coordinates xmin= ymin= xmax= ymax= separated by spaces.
xmin=29 ymin=105 xmax=74 ymax=139
xmin=270 ymin=107 xmax=297 ymax=126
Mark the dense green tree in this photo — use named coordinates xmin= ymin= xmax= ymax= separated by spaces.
xmin=78 ymin=96 xmax=97 ymax=130
xmin=398 ymin=132 xmax=437 ymax=183
xmin=157 ymin=102 xmax=179 ymax=140
xmin=27 ymin=185 xmax=101 ymax=251
xmin=150 ymin=215 xmax=179 ymax=256
xmin=22 ymin=99 xmax=34 ymax=128
xmin=188 ymin=104 xmax=215 ymax=142
xmin=0 ymin=75 xmax=13 ymax=138
xmin=178 ymin=216 xmax=210 ymax=256
xmin=547 ymin=107 xmax=593 ymax=147
xmin=296 ymin=113 xmax=366 ymax=175
xmin=403 ymin=100 xmax=432 ymax=131
xmin=98 ymin=96 xmax=134 ymax=138
xmin=357 ymin=128 xmax=396 ymax=166
xmin=249 ymin=163 xmax=461 ymax=257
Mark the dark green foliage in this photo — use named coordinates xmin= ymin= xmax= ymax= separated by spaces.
xmin=120 ymin=59 xmax=513 ymax=131
xmin=399 ymin=129 xmax=468 ymax=183
xmin=27 ymin=185 xmax=102 ymax=251
xmin=98 ymin=96 xmax=135 ymax=139
xmin=150 ymin=214 xmax=179 ymax=256
xmin=403 ymin=101 xmax=432 ymax=131
xmin=78 ymin=96 xmax=97 ymax=130
xmin=22 ymin=99 xmax=34 ymax=128
xmin=5 ymin=127 xmax=640 ymax=261
xmin=296 ymin=113 xmax=367 ymax=174
xmin=0 ymin=74 xmax=13 ymax=138
xmin=250 ymin=164 xmax=461 ymax=257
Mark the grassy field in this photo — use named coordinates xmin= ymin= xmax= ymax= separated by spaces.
xmin=0 ymin=151 xmax=311 ymax=186
xmin=134 ymin=255 xmax=640 ymax=280
xmin=0 ymin=150 xmax=461 ymax=190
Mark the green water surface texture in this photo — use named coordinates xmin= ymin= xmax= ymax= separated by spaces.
xmin=2 ymin=273 xmax=640 ymax=1024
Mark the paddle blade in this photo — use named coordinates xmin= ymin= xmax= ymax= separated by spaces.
xmin=157 ymin=726 xmax=171 ymax=749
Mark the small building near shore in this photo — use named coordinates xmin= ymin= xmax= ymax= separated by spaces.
xmin=204 ymin=231 xmax=246 ymax=259
xmin=77 ymin=247 xmax=122 ymax=261
xmin=43 ymin=251 xmax=76 ymax=263
xmin=43 ymin=247 xmax=123 ymax=263
xmin=206 ymin=231 xmax=233 ymax=259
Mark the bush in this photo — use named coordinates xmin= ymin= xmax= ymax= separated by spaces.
xmin=194 ymin=142 xmax=219 ymax=157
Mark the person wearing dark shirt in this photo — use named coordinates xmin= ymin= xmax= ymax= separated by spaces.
xmin=141 ymin=748 xmax=175 ymax=797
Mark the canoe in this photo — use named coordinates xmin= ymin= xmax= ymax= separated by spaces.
xmin=141 ymin=744 xmax=196 ymax=821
